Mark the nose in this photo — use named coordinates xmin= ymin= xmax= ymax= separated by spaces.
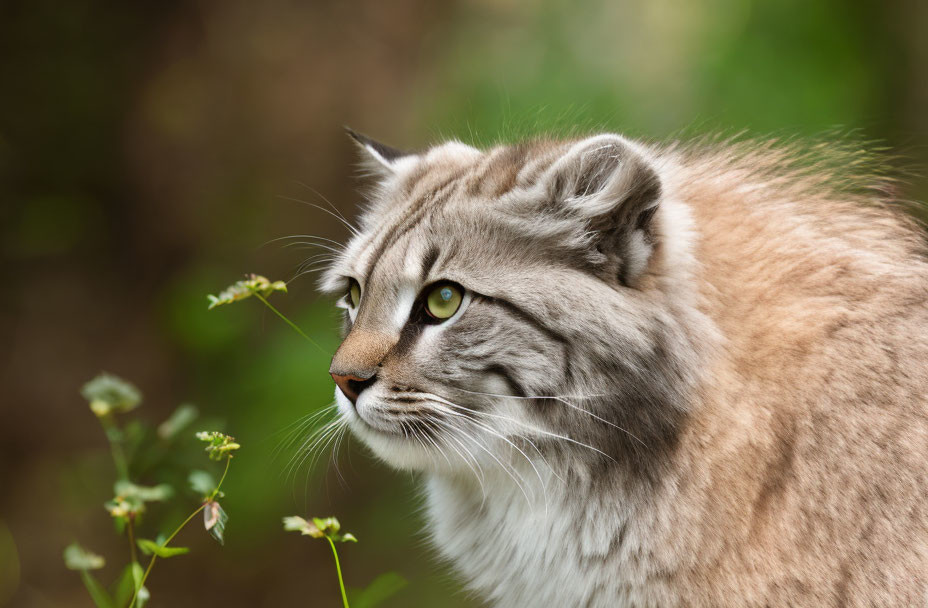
xmin=331 ymin=372 xmax=377 ymax=404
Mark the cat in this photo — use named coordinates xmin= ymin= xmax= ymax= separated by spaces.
xmin=320 ymin=128 xmax=928 ymax=607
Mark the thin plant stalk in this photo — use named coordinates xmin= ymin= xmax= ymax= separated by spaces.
xmin=128 ymin=457 xmax=232 ymax=608
xmin=326 ymin=537 xmax=350 ymax=608
xmin=127 ymin=517 xmax=139 ymax=566
xmin=252 ymin=292 xmax=325 ymax=352
xmin=100 ymin=416 xmax=129 ymax=481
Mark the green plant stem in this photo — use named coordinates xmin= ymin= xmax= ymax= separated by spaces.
xmin=209 ymin=457 xmax=232 ymax=501
xmin=100 ymin=416 xmax=129 ymax=481
xmin=252 ymin=292 xmax=324 ymax=352
xmin=326 ymin=537 xmax=350 ymax=608
xmin=128 ymin=504 xmax=205 ymax=608
xmin=127 ymin=516 xmax=139 ymax=565
xmin=128 ymin=458 xmax=233 ymax=608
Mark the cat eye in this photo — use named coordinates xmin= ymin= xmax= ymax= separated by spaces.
xmin=425 ymin=282 xmax=463 ymax=320
xmin=347 ymin=278 xmax=361 ymax=308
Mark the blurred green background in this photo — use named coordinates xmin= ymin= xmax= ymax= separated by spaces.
xmin=1 ymin=0 xmax=926 ymax=606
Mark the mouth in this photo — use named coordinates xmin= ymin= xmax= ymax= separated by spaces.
xmin=335 ymin=389 xmax=418 ymax=438
xmin=338 ymin=387 xmax=468 ymax=444
xmin=334 ymin=390 xmax=463 ymax=471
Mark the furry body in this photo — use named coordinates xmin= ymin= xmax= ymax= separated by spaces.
xmin=322 ymin=133 xmax=928 ymax=607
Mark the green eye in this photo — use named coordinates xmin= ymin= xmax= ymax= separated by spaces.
xmin=348 ymin=279 xmax=361 ymax=308
xmin=425 ymin=283 xmax=463 ymax=320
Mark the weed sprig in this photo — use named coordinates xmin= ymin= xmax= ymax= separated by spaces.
xmin=64 ymin=373 xmax=240 ymax=608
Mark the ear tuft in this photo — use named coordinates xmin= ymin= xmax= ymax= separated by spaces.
xmin=344 ymin=127 xmax=411 ymax=176
xmin=543 ymin=135 xmax=663 ymax=286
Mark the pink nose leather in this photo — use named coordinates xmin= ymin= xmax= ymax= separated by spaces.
xmin=331 ymin=372 xmax=364 ymax=403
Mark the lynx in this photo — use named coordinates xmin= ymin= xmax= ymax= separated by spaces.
xmin=320 ymin=130 xmax=928 ymax=607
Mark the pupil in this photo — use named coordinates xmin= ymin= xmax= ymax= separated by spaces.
xmin=440 ymin=287 xmax=452 ymax=301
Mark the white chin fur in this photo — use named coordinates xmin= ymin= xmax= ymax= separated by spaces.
xmin=335 ymin=388 xmax=444 ymax=471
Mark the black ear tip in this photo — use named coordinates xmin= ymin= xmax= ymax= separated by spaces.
xmin=343 ymin=125 xmax=365 ymax=144
xmin=342 ymin=127 xmax=409 ymax=163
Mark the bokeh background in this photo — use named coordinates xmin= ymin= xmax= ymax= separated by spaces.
xmin=2 ymin=0 xmax=927 ymax=606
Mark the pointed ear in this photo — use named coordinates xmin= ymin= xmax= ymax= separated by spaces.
xmin=543 ymin=135 xmax=663 ymax=286
xmin=344 ymin=127 xmax=413 ymax=177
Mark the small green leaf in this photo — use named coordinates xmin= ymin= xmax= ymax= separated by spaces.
xmin=188 ymin=470 xmax=216 ymax=496
xmin=136 ymin=539 xmax=190 ymax=558
xmin=203 ymin=501 xmax=228 ymax=545
xmin=63 ymin=542 xmax=105 ymax=570
xmin=113 ymin=480 xmax=174 ymax=503
xmin=206 ymin=274 xmax=288 ymax=310
xmin=195 ymin=431 xmax=241 ymax=460
xmin=284 ymin=515 xmax=356 ymax=542
xmin=348 ymin=572 xmax=408 ymax=608
xmin=81 ymin=373 xmax=142 ymax=416
xmin=131 ymin=561 xmax=144 ymax=596
xmin=282 ymin=516 xmax=322 ymax=538
xmin=105 ymin=481 xmax=173 ymax=519
xmin=157 ymin=403 xmax=199 ymax=440
xmin=111 ymin=563 xmax=141 ymax=608
xmin=79 ymin=570 xmax=113 ymax=608
xmin=312 ymin=517 xmax=340 ymax=535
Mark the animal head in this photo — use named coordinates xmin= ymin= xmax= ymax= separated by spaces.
xmin=321 ymin=130 xmax=697 ymax=479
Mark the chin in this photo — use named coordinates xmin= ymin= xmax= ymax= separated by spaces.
xmin=334 ymin=389 xmax=445 ymax=472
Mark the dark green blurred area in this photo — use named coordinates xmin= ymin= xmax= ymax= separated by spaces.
xmin=1 ymin=0 xmax=926 ymax=606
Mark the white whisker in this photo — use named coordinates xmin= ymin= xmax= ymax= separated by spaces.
xmin=427 ymin=394 xmax=617 ymax=463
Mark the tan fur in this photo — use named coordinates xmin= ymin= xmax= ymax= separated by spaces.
xmin=639 ymin=140 xmax=928 ymax=605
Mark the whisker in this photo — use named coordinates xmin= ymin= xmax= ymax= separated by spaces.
xmin=431 ymin=416 xmax=534 ymax=508
xmin=278 ymin=194 xmax=360 ymax=237
xmin=448 ymin=388 xmax=646 ymax=449
xmin=286 ymin=415 xmax=342 ymax=483
xmin=420 ymin=414 xmax=455 ymax=471
xmin=459 ymin=387 xmax=647 ymax=448
xmin=292 ymin=181 xmax=360 ymax=236
xmin=427 ymin=394 xmax=617 ymax=463
xmin=280 ymin=241 xmax=344 ymax=255
xmin=428 ymin=400 xmax=549 ymax=501
xmin=262 ymin=234 xmax=346 ymax=250
xmin=434 ymin=422 xmax=488 ymax=504
xmin=306 ymin=418 xmax=347 ymax=475
xmin=271 ymin=405 xmax=336 ymax=462
xmin=329 ymin=422 xmax=351 ymax=490
xmin=454 ymin=386 xmax=605 ymax=401
xmin=283 ymin=419 xmax=332 ymax=481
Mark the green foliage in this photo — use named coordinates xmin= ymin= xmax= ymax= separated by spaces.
xmin=65 ymin=372 xmax=239 ymax=608
xmin=63 ymin=543 xmax=105 ymax=570
xmin=72 ymin=280 xmax=398 ymax=607
xmin=82 ymin=373 xmax=142 ymax=417
xmin=136 ymin=539 xmax=189 ymax=558
xmin=283 ymin=515 xmax=408 ymax=607
xmin=188 ymin=470 xmax=217 ymax=497
xmin=283 ymin=515 xmax=357 ymax=543
xmin=104 ymin=481 xmax=174 ymax=520
xmin=157 ymin=404 xmax=199 ymax=440
xmin=348 ymin=573 xmax=409 ymax=608
xmin=111 ymin=563 xmax=144 ymax=608
xmin=206 ymin=274 xmax=287 ymax=310
xmin=285 ymin=516 xmax=372 ymax=607
xmin=207 ymin=273 xmax=325 ymax=351
xmin=79 ymin=570 xmax=115 ymax=608
xmin=64 ymin=543 xmax=116 ymax=608
xmin=195 ymin=431 xmax=241 ymax=461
